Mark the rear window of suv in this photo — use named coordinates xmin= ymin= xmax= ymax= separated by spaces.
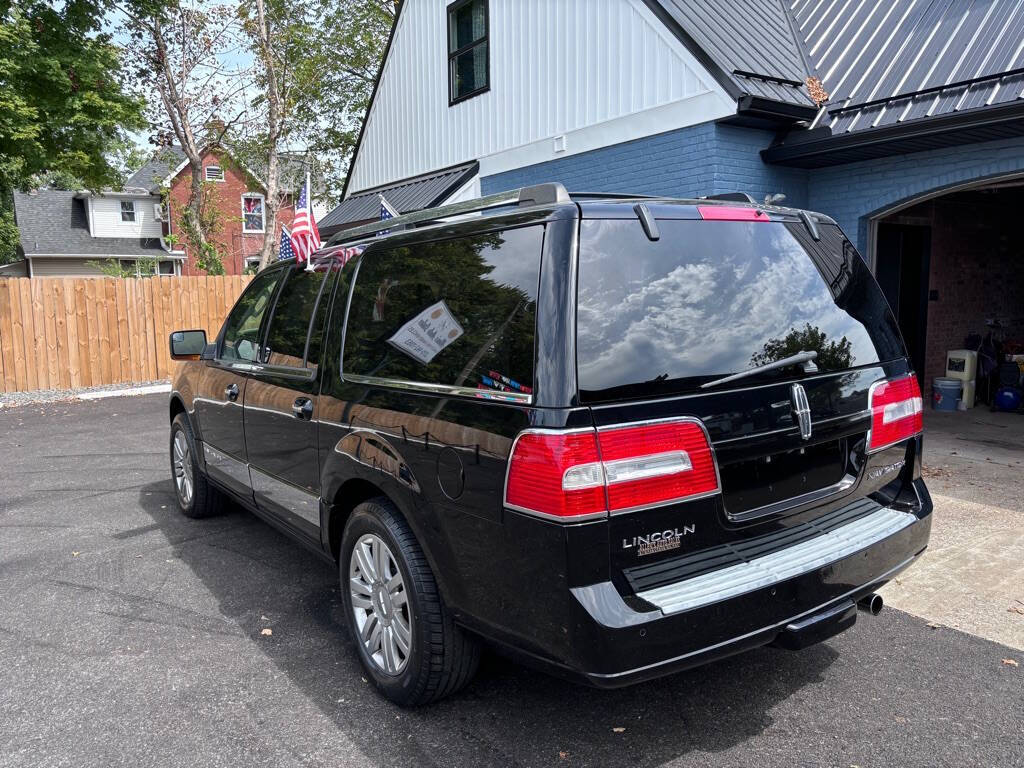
xmin=576 ymin=218 xmax=904 ymax=403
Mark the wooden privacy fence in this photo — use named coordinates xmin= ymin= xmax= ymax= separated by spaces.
xmin=0 ymin=276 xmax=251 ymax=394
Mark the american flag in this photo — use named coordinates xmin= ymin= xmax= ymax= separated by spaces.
xmin=278 ymin=224 xmax=296 ymax=261
xmin=378 ymin=194 xmax=399 ymax=235
xmin=290 ymin=183 xmax=321 ymax=263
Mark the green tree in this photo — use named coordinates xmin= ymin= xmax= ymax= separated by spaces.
xmin=751 ymin=323 xmax=855 ymax=371
xmin=0 ymin=0 xmax=147 ymax=263
xmin=118 ymin=0 xmax=245 ymax=275
xmin=236 ymin=0 xmax=396 ymax=267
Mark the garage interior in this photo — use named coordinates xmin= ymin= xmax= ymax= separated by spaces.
xmin=874 ymin=179 xmax=1024 ymax=420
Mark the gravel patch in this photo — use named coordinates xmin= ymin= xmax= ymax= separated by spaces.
xmin=0 ymin=380 xmax=170 ymax=409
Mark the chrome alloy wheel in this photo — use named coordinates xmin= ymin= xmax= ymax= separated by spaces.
xmin=172 ymin=430 xmax=194 ymax=506
xmin=349 ymin=533 xmax=412 ymax=675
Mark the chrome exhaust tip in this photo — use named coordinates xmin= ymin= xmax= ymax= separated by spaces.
xmin=857 ymin=593 xmax=883 ymax=616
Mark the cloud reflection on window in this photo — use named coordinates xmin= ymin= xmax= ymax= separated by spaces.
xmin=577 ymin=219 xmax=881 ymax=398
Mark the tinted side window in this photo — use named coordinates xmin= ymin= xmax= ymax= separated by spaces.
xmin=220 ymin=269 xmax=282 ymax=362
xmin=343 ymin=226 xmax=542 ymax=396
xmin=263 ymin=266 xmax=329 ymax=368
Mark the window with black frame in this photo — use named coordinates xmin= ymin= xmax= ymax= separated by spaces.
xmin=343 ymin=226 xmax=542 ymax=400
xmin=447 ymin=0 xmax=488 ymax=104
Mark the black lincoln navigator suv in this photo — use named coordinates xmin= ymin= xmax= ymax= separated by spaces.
xmin=167 ymin=183 xmax=931 ymax=706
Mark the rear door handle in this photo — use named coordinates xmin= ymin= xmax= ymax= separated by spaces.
xmin=224 ymin=383 xmax=239 ymax=401
xmin=292 ymin=397 xmax=313 ymax=420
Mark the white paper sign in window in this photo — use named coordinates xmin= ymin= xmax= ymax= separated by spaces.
xmin=387 ymin=300 xmax=464 ymax=365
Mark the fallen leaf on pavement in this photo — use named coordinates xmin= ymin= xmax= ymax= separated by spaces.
xmin=1002 ymin=658 xmax=1018 ymax=667
xmin=612 ymin=727 xmax=625 ymax=733
xmin=260 ymin=628 xmax=272 ymax=636
xmin=72 ymin=551 xmax=80 ymax=557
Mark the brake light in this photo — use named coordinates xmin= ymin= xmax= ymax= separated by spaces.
xmin=504 ymin=430 xmax=606 ymax=519
xmin=697 ymin=205 xmax=769 ymax=222
xmin=868 ymin=375 xmax=923 ymax=453
xmin=504 ymin=419 xmax=720 ymax=520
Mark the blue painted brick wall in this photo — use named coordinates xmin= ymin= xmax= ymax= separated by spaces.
xmin=480 ymin=122 xmax=808 ymax=209
xmin=482 ymin=124 xmax=1024 ymax=253
xmin=807 ymin=135 xmax=1024 ymax=250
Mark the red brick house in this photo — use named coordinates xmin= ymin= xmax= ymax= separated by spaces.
xmin=127 ymin=145 xmax=328 ymax=275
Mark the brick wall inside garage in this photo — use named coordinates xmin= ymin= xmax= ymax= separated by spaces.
xmin=903 ymin=192 xmax=1024 ymax=385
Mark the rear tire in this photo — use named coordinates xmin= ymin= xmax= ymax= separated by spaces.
xmin=340 ymin=497 xmax=480 ymax=706
xmin=170 ymin=413 xmax=224 ymax=519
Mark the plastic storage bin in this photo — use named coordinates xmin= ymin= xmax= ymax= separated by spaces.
xmin=932 ymin=377 xmax=962 ymax=411
xmin=945 ymin=350 xmax=978 ymax=382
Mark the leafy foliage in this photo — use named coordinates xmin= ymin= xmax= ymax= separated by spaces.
xmin=86 ymin=256 xmax=162 ymax=277
xmin=0 ymin=207 xmax=19 ymax=265
xmin=0 ymin=0 xmax=145 ymax=196
xmin=0 ymin=0 xmax=146 ymax=263
xmin=751 ymin=323 xmax=854 ymax=371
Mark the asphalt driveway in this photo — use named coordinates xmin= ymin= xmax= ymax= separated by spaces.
xmin=1 ymin=394 xmax=1021 ymax=768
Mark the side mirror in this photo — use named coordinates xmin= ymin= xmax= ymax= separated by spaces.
xmin=169 ymin=329 xmax=208 ymax=360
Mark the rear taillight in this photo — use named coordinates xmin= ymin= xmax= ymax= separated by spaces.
xmin=868 ymin=375 xmax=923 ymax=453
xmin=504 ymin=419 xmax=720 ymax=521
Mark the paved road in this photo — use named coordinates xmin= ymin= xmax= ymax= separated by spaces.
xmin=1 ymin=395 xmax=1021 ymax=768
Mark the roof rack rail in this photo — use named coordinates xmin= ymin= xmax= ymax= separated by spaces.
xmin=568 ymin=191 xmax=660 ymax=200
xmin=701 ymin=192 xmax=758 ymax=204
xmin=325 ymin=182 xmax=570 ymax=245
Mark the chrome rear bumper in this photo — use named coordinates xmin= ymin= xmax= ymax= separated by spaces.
xmin=637 ymin=507 xmax=916 ymax=615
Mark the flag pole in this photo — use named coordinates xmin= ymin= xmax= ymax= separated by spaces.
xmin=304 ymin=167 xmax=314 ymax=271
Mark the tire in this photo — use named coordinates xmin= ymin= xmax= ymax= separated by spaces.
xmin=340 ymin=497 xmax=480 ymax=706
xmin=170 ymin=413 xmax=224 ymax=519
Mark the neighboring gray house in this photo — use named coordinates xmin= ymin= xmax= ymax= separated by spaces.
xmin=12 ymin=185 xmax=183 ymax=278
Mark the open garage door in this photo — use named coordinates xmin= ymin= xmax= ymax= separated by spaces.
xmin=874 ymin=179 xmax=1024 ymax=411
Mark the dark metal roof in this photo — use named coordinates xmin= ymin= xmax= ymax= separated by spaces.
xmin=649 ymin=0 xmax=815 ymax=107
xmin=13 ymin=190 xmax=167 ymax=258
xmin=321 ymin=161 xmax=479 ymax=237
xmin=792 ymin=0 xmax=1024 ymax=136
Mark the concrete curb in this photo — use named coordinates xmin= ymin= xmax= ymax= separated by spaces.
xmin=77 ymin=384 xmax=172 ymax=401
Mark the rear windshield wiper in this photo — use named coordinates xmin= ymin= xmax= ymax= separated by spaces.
xmin=699 ymin=350 xmax=819 ymax=390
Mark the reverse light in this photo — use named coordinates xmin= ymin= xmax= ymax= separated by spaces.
xmin=504 ymin=419 xmax=720 ymax=521
xmin=867 ymin=375 xmax=924 ymax=453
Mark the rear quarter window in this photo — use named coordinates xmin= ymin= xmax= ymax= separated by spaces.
xmin=576 ymin=218 xmax=904 ymax=402
xmin=342 ymin=225 xmax=542 ymax=398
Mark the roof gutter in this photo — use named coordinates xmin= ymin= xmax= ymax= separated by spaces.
xmin=763 ymin=100 xmax=1024 ymax=167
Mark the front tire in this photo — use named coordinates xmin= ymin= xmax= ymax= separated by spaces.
xmin=170 ymin=413 xmax=224 ymax=519
xmin=340 ymin=497 xmax=480 ymax=706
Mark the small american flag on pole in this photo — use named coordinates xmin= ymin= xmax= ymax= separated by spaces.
xmin=378 ymin=194 xmax=399 ymax=235
xmin=278 ymin=224 xmax=296 ymax=261
xmin=290 ymin=183 xmax=321 ymax=264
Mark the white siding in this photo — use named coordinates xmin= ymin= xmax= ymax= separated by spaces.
xmin=349 ymin=0 xmax=734 ymax=193
xmin=89 ymin=195 xmax=164 ymax=239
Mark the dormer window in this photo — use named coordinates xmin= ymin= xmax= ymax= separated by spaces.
xmin=447 ymin=0 xmax=488 ymax=105
xmin=205 ymin=165 xmax=225 ymax=182
xmin=120 ymin=200 xmax=136 ymax=222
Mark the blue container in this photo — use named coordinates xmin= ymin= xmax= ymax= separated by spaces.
xmin=995 ymin=387 xmax=1022 ymax=412
xmin=932 ymin=377 xmax=961 ymax=411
